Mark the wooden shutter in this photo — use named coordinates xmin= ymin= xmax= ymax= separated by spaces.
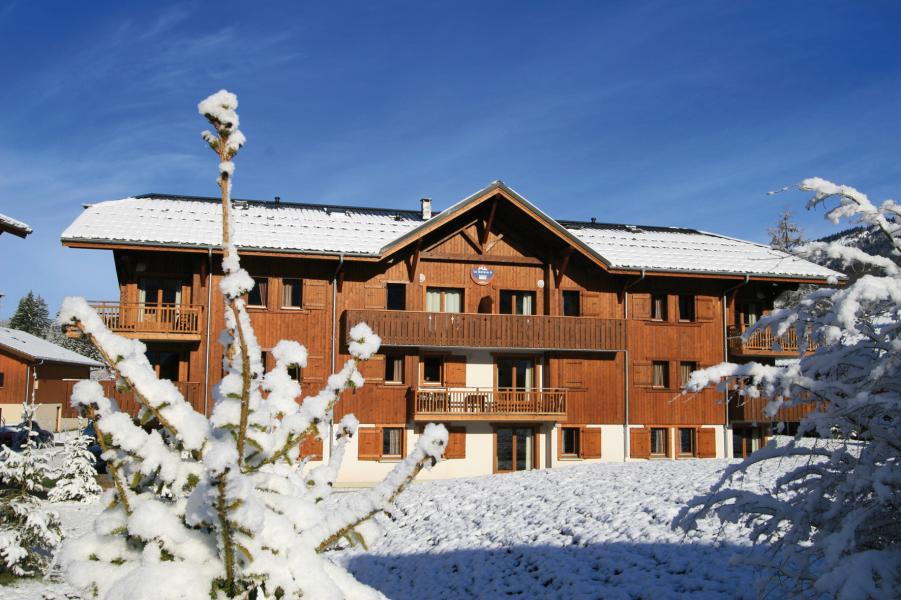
xmin=633 ymin=361 xmax=653 ymax=387
xmin=364 ymin=283 xmax=387 ymax=309
xmin=304 ymin=354 xmax=325 ymax=383
xmin=697 ymin=428 xmax=717 ymax=458
xmin=581 ymin=427 xmax=602 ymax=459
xmin=582 ymin=292 xmax=601 ymax=317
xmin=630 ymin=428 xmax=650 ymax=459
xmin=562 ymin=360 xmax=583 ymax=388
xmin=695 ymin=296 xmax=716 ymax=322
xmin=360 ymin=354 xmax=385 ymax=382
xmin=303 ymin=280 xmax=327 ymax=309
xmin=631 ymin=293 xmax=652 ymax=320
xmin=357 ymin=427 xmax=381 ymax=460
xmin=444 ymin=355 xmax=467 ymax=387
xmin=445 ymin=427 xmax=466 ymax=459
xmin=299 ymin=435 xmax=323 ymax=460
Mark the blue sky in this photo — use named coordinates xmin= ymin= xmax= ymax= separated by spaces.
xmin=0 ymin=0 xmax=899 ymax=318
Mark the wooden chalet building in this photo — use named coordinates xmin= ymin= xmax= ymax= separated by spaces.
xmin=61 ymin=181 xmax=839 ymax=482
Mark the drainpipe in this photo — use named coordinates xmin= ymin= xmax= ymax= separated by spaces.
xmin=329 ymin=253 xmax=345 ymax=451
xmin=203 ymin=247 xmax=214 ymax=416
xmin=722 ymin=274 xmax=750 ymax=458
xmin=621 ymin=269 xmax=644 ymax=461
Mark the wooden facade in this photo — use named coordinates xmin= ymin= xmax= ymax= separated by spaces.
xmin=63 ymin=185 xmax=830 ymax=465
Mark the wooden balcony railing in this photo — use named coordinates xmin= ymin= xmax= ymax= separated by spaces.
xmin=346 ymin=309 xmax=625 ymax=351
xmin=87 ymin=301 xmax=204 ymax=341
xmin=728 ymin=325 xmax=815 ymax=358
xmin=414 ymin=387 xmax=567 ymax=421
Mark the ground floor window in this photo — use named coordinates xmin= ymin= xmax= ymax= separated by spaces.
xmin=382 ymin=427 xmax=404 ymax=458
xmin=732 ymin=427 xmax=764 ymax=458
xmin=650 ymin=427 xmax=668 ymax=457
xmin=677 ymin=428 xmax=695 ymax=456
xmin=561 ymin=427 xmax=580 ymax=457
xmin=496 ymin=427 xmax=534 ymax=472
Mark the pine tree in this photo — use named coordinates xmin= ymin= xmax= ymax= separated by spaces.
xmin=48 ymin=421 xmax=102 ymax=503
xmin=57 ymin=90 xmax=448 ymax=599
xmin=8 ymin=292 xmax=51 ymax=338
xmin=0 ymin=403 xmax=62 ymax=577
xmin=767 ymin=208 xmax=806 ymax=252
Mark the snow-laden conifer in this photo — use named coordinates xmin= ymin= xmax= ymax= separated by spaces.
xmin=48 ymin=422 xmax=102 ymax=503
xmin=57 ymin=90 xmax=448 ymax=599
xmin=0 ymin=403 xmax=62 ymax=576
xmin=676 ymin=178 xmax=900 ymax=599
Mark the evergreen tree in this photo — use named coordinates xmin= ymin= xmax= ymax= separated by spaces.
xmin=8 ymin=292 xmax=51 ymax=338
xmin=48 ymin=421 xmax=102 ymax=503
xmin=768 ymin=208 xmax=806 ymax=251
xmin=46 ymin=314 xmax=103 ymax=364
xmin=0 ymin=403 xmax=62 ymax=576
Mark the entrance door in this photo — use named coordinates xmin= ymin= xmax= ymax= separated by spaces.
xmin=495 ymin=427 xmax=534 ymax=472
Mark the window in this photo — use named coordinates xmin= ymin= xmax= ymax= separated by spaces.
xmin=497 ymin=357 xmax=535 ymax=389
xmin=139 ymin=278 xmax=182 ymax=305
xmin=287 ymin=365 xmax=301 ymax=381
xmin=248 ymin=277 xmax=268 ymax=307
xmin=499 ymin=290 xmax=535 ymax=315
xmin=382 ymin=427 xmax=403 ymax=457
xmin=421 ymin=356 xmax=442 ymax=384
xmin=737 ymin=302 xmax=762 ymax=327
xmin=387 ymin=283 xmax=406 ymax=310
xmin=426 ymin=287 xmax=463 ymax=313
xmin=281 ymin=278 xmax=302 ymax=308
xmin=651 ymin=294 xmax=667 ymax=321
xmin=0 ymin=372 xmax=4 ymax=388
xmin=562 ymin=291 xmax=581 ymax=317
xmin=561 ymin=427 xmax=580 ymax=456
xmin=260 ymin=351 xmax=269 ymax=373
xmin=678 ymin=295 xmax=695 ymax=322
xmin=678 ymin=428 xmax=695 ymax=456
xmin=679 ymin=361 xmax=698 ymax=387
xmin=385 ymin=355 xmax=404 ymax=383
xmin=650 ymin=427 xmax=668 ymax=457
xmin=147 ymin=350 xmax=180 ymax=381
xmin=652 ymin=361 xmax=669 ymax=389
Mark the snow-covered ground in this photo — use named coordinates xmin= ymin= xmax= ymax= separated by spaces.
xmin=3 ymin=458 xmax=795 ymax=599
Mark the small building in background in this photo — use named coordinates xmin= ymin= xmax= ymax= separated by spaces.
xmin=0 ymin=327 xmax=101 ymax=431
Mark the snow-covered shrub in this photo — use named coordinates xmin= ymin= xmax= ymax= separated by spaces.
xmin=0 ymin=403 xmax=62 ymax=576
xmin=48 ymin=423 xmax=102 ymax=503
xmin=57 ymin=90 xmax=448 ymax=599
xmin=676 ymin=179 xmax=900 ymax=599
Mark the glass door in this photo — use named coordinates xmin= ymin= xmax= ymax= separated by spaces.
xmin=495 ymin=427 xmax=534 ymax=472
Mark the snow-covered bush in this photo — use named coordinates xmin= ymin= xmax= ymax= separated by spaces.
xmin=57 ymin=90 xmax=448 ymax=599
xmin=48 ymin=423 xmax=102 ymax=503
xmin=0 ymin=403 xmax=62 ymax=576
xmin=676 ymin=179 xmax=900 ymax=599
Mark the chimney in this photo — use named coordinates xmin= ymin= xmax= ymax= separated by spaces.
xmin=590 ymin=217 xmax=597 ymax=224
xmin=420 ymin=198 xmax=432 ymax=220
xmin=274 ymin=196 xmax=281 ymax=207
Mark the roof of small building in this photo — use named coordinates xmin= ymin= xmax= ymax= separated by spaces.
xmin=61 ymin=183 xmax=843 ymax=281
xmin=0 ymin=212 xmax=32 ymax=238
xmin=0 ymin=327 xmax=102 ymax=367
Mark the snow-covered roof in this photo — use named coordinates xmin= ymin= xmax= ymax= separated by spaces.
xmin=62 ymin=186 xmax=842 ymax=281
xmin=0 ymin=212 xmax=32 ymax=238
xmin=563 ymin=222 xmax=842 ymax=280
xmin=62 ymin=195 xmax=423 ymax=255
xmin=0 ymin=327 xmax=102 ymax=367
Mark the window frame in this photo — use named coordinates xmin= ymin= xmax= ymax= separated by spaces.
xmin=0 ymin=372 xmax=4 ymax=388
xmin=677 ymin=427 xmax=696 ymax=457
xmin=420 ymin=355 xmax=444 ymax=386
xmin=562 ymin=290 xmax=581 ymax=317
xmin=281 ymin=278 xmax=303 ymax=309
xmin=652 ymin=360 xmax=670 ymax=389
xmin=287 ymin=364 xmax=301 ymax=381
xmin=386 ymin=283 xmax=407 ymax=311
xmin=499 ymin=290 xmax=537 ymax=315
xmin=561 ymin=427 xmax=581 ymax=457
xmin=247 ymin=276 xmax=269 ymax=308
xmin=425 ymin=287 xmax=464 ymax=313
xmin=381 ymin=427 xmax=405 ymax=459
xmin=650 ymin=427 xmax=669 ymax=458
xmin=678 ymin=295 xmax=695 ymax=322
xmin=384 ymin=354 xmax=405 ymax=384
xmin=495 ymin=355 xmax=538 ymax=390
xmin=651 ymin=294 xmax=668 ymax=321
xmin=679 ymin=361 xmax=698 ymax=387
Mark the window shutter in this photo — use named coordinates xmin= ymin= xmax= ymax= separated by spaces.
xmin=445 ymin=427 xmax=466 ymax=459
xmin=695 ymin=296 xmax=716 ymax=322
xmin=299 ymin=435 xmax=323 ymax=460
xmin=303 ymin=280 xmax=327 ymax=309
xmin=445 ymin=355 xmax=467 ymax=387
xmin=629 ymin=428 xmax=650 ymax=459
xmin=582 ymin=292 xmax=601 ymax=317
xmin=364 ymin=283 xmax=387 ymax=309
xmin=361 ymin=354 xmax=385 ymax=383
xmin=357 ymin=428 xmax=381 ymax=460
xmin=581 ymin=427 xmax=602 ymax=459
xmin=633 ymin=361 xmax=653 ymax=387
xmin=631 ymin=293 xmax=652 ymax=320
xmin=562 ymin=360 xmax=583 ymax=388
xmin=697 ymin=428 xmax=717 ymax=458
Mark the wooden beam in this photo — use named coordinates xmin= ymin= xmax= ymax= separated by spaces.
xmin=421 ymin=251 xmax=543 ymax=266
xmin=484 ymin=232 xmax=504 ymax=253
xmin=406 ymin=240 xmax=422 ymax=282
xmin=479 ymin=197 xmax=498 ymax=251
xmin=554 ymin=247 xmax=573 ymax=288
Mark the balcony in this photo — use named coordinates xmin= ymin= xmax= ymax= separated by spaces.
xmin=414 ymin=387 xmax=567 ymax=421
xmin=346 ymin=309 xmax=625 ymax=351
xmin=86 ymin=301 xmax=204 ymax=342
xmin=728 ymin=325 xmax=815 ymax=358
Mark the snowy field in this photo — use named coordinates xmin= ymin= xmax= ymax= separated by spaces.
xmin=3 ymin=457 xmax=800 ymax=599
